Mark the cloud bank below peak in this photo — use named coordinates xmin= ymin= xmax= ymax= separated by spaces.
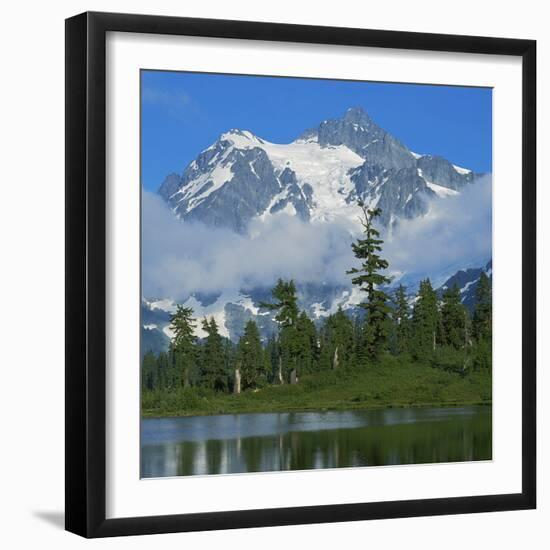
xmin=142 ymin=176 xmax=492 ymax=301
xmin=384 ymin=175 xmax=492 ymax=282
xmin=141 ymin=191 xmax=355 ymax=300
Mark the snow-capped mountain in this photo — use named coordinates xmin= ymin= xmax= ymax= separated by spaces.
xmin=159 ymin=107 xmax=479 ymax=232
xmin=142 ymin=107 xmax=490 ymax=353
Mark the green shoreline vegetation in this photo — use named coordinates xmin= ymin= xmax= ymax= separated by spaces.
xmin=142 ymin=356 xmax=491 ymax=418
xmin=142 ymin=205 xmax=492 ymax=419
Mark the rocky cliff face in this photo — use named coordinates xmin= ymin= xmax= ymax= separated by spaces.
xmin=159 ymin=107 xmax=480 ymax=233
xmin=314 ymin=107 xmax=416 ymax=171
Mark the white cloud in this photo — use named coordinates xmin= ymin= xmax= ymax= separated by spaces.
xmin=384 ymin=175 xmax=493 ymax=286
xmin=142 ymin=192 xmax=354 ymax=300
xmin=142 ymin=177 xmax=492 ymax=300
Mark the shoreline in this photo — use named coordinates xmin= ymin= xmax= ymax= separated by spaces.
xmin=141 ymin=399 xmax=492 ymax=420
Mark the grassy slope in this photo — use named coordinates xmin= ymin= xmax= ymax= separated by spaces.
xmin=142 ymin=355 xmax=492 ymax=418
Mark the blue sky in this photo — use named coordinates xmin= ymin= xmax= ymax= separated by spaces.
xmin=141 ymin=70 xmax=492 ymax=192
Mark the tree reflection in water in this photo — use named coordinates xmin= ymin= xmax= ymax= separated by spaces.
xmin=141 ymin=406 xmax=492 ymax=478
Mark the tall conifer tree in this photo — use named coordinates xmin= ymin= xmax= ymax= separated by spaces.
xmin=319 ymin=307 xmax=355 ymax=370
xmin=200 ymin=317 xmax=227 ymax=391
xmin=473 ymin=272 xmax=492 ymax=341
xmin=261 ymin=279 xmax=299 ymax=326
xmin=441 ymin=285 xmax=469 ymax=349
xmin=264 ymin=334 xmax=279 ymax=383
xmin=411 ymin=279 xmax=440 ymax=359
xmin=347 ymin=203 xmax=391 ymax=359
xmin=393 ymin=284 xmax=411 ymax=355
xmin=261 ymin=279 xmax=300 ymax=382
xmin=169 ymin=305 xmax=197 ymax=387
xmin=156 ymin=351 xmax=170 ymax=390
xmin=237 ymin=320 xmax=266 ymax=389
xmin=295 ymin=311 xmax=318 ymax=374
xmin=141 ymin=352 xmax=158 ymax=391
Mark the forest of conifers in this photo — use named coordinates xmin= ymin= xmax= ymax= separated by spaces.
xmin=141 ymin=205 xmax=492 ymax=416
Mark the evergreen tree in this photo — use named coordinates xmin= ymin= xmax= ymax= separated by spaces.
xmin=156 ymin=351 xmax=170 ymax=390
xmin=236 ymin=320 xmax=266 ymax=389
xmin=393 ymin=284 xmax=411 ymax=355
xmin=319 ymin=307 xmax=355 ymax=370
xmin=411 ymin=279 xmax=440 ymax=359
xmin=351 ymin=312 xmax=366 ymax=366
xmin=279 ymin=327 xmax=300 ymax=383
xmin=169 ymin=305 xmax=197 ymax=387
xmin=473 ymin=272 xmax=492 ymax=341
xmin=261 ymin=279 xmax=300 ymax=382
xmin=141 ymin=351 xmax=158 ymax=391
xmin=166 ymin=346 xmax=178 ymax=389
xmin=347 ymin=203 xmax=392 ymax=359
xmin=441 ymin=284 xmax=469 ymax=349
xmin=264 ymin=335 xmax=280 ymax=383
xmin=200 ymin=317 xmax=227 ymax=391
xmin=295 ymin=311 xmax=318 ymax=373
xmin=261 ymin=279 xmax=299 ymax=327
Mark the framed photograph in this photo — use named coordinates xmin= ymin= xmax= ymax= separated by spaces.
xmin=65 ymin=11 xmax=536 ymax=538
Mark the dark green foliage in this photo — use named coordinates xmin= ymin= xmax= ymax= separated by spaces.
xmin=261 ymin=279 xmax=301 ymax=382
xmin=237 ymin=320 xmax=266 ymax=389
xmin=142 ymin=354 xmax=492 ymax=417
xmin=318 ymin=307 xmax=354 ymax=371
xmin=141 ymin=351 xmax=158 ymax=391
xmin=430 ymin=345 xmax=470 ymax=375
xmin=347 ymin=204 xmax=392 ymax=359
xmin=473 ymin=272 xmax=492 ymax=341
xmin=156 ymin=351 xmax=171 ymax=389
xmin=295 ymin=311 xmax=318 ymax=374
xmin=441 ymin=285 xmax=469 ymax=349
xmin=222 ymin=338 xmax=237 ymax=392
xmin=411 ymin=279 xmax=440 ymax=359
xmin=199 ymin=317 xmax=227 ymax=391
xmin=393 ymin=284 xmax=411 ymax=354
xmin=470 ymin=273 xmax=492 ymax=371
xmin=169 ymin=305 xmax=197 ymax=387
xmin=278 ymin=326 xmax=298 ymax=381
xmin=260 ymin=278 xmax=299 ymax=327
xmin=170 ymin=305 xmax=197 ymax=348
xmin=472 ymin=338 xmax=492 ymax=371
xmin=264 ymin=335 xmax=280 ymax=383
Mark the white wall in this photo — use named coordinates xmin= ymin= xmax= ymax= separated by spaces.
xmin=0 ymin=1 xmax=546 ymax=548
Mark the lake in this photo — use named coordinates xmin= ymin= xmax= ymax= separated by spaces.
xmin=141 ymin=405 xmax=492 ymax=478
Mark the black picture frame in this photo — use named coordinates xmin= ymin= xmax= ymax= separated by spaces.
xmin=65 ymin=11 xmax=536 ymax=538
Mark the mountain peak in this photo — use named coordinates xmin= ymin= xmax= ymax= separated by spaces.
xmin=219 ymin=129 xmax=265 ymax=147
xmin=224 ymin=128 xmax=254 ymax=138
xmin=296 ymin=107 xmax=373 ymax=143
xmin=312 ymin=107 xmax=417 ymax=171
xmin=160 ymin=106 xmax=477 ymax=234
xmin=342 ymin=106 xmax=373 ymax=125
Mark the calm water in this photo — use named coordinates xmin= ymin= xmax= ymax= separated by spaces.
xmin=140 ymin=406 xmax=492 ymax=478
